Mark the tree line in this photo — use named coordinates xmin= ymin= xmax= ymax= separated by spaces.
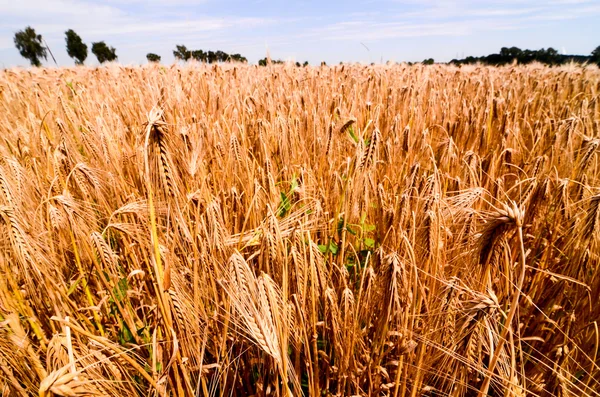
xmin=258 ymin=58 xmax=310 ymax=67
xmin=12 ymin=26 xmax=250 ymax=67
xmin=170 ymin=44 xmax=247 ymax=63
xmin=12 ymin=26 xmax=600 ymax=68
xmin=14 ymin=27 xmax=116 ymax=66
xmin=450 ymin=46 xmax=600 ymax=66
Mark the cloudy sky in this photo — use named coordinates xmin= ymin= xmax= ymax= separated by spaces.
xmin=0 ymin=0 xmax=599 ymax=67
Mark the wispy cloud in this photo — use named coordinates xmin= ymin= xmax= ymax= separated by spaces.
xmin=0 ymin=0 xmax=598 ymax=66
xmin=0 ymin=0 xmax=278 ymax=67
xmin=298 ymin=0 xmax=600 ymax=43
xmin=0 ymin=0 xmax=272 ymax=41
xmin=0 ymin=0 xmax=124 ymax=22
xmin=301 ymin=19 xmax=519 ymax=42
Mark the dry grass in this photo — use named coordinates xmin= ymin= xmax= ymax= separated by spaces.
xmin=0 ymin=61 xmax=599 ymax=396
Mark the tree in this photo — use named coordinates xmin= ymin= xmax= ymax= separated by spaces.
xmin=422 ymin=58 xmax=434 ymax=65
xmin=65 ymin=29 xmax=87 ymax=65
xmin=146 ymin=53 xmax=161 ymax=63
xmin=191 ymin=50 xmax=206 ymax=62
xmin=215 ymin=50 xmax=228 ymax=62
xmin=230 ymin=53 xmax=247 ymax=63
xmin=258 ymin=57 xmax=283 ymax=66
xmin=91 ymin=42 xmax=117 ymax=63
xmin=540 ymin=47 xmax=560 ymax=65
xmin=592 ymin=45 xmax=600 ymax=66
xmin=521 ymin=49 xmax=535 ymax=64
xmin=14 ymin=26 xmax=47 ymax=67
xmin=173 ymin=45 xmax=191 ymax=61
xmin=206 ymin=51 xmax=217 ymax=63
xmin=499 ymin=46 xmax=523 ymax=64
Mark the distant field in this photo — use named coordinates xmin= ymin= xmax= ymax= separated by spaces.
xmin=0 ymin=63 xmax=599 ymax=396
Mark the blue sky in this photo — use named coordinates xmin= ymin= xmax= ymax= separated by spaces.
xmin=0 ymin=0 xmax=599 ymax=67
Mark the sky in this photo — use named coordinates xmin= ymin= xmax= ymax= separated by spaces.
xmin=0 ymin=0 xmax=599 ymax=67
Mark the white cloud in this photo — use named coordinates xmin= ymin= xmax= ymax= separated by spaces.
xmin=0 ymin=0 xmax=124 ymax=21
xmin=297 ymin=0 xmax=600 ymax=43
xmin=99 ymin=0 xmax=210 ymax=4
xmin=301 ymin=19 xmax=520 ymax=42
xmin=1 ymin=0 xmax=598 ymax=66
xmin=0 ymin=0 xmax=274 ymax=54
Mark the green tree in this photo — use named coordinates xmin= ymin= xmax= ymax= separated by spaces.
xmin=173 ymin=45 xmax=191 ymax=61
xmin=65 ymin=29 xmax=87 ymax=65
xmin=592 ymin=45 xmax=600 ymax=66
xmin=91 ymin=41 xmax=117 ymax=63
xmin=14 ymin=26 xmax=47 ymax=67
xmin=146 ymin=53 xmax=161 ymax=63
xmin=191 ymin=50 xmax=206 ymax=62
xmin=230 ymin=53 xmax=247 ymax=63
xmin=206 ymin=51 xmax=217 ymax=63
xmin=215 ymin=50 xmax=228 ymax=62
xmin=542 ymin=47 xmax=561 ymax=65
xmin=258 ymin=57 xmax=283 ymax=66
xmin=422 ymin=58 xmax=434 ymax=65
xmin=499 ymin=46 xmax=522 ymax=64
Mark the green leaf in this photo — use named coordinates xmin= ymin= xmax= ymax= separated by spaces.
xmin=348 ymin=126 xmax=359 ymax=143
xmin=364 ymin=224 xmax=376 ymax=232
xmin=67 ymin=277 xmax=82 ymax=296
xmin=290 ymin=175 xmax=299 ymax=192
xmin=277 ymin=191 xmax=291 ymax=217
xmin=137 ymin=326 xmax=151 ymax=344
xmin=329 ymin=241 xmax=338 ymax=255
xmin=118 ymin=322 xmax=134 ymax=345
xmin=113 ymin=277 xmax=128 ymax=302
xmin=360 ymin=213 xmax=367 ymax=225
xmin=364 ymin=238 xmax=375 ymax=248
xmin=337 ymin=218 xmax=345 ymax=234
xmin=318 ymin=242 xmax=338 ymax=255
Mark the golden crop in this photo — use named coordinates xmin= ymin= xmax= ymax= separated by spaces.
xmin=0 ymin=62 xmax=599 ymax=396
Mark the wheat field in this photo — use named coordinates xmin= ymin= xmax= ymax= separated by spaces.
xmin=0 ymin=62 xmax=599 ymax=396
